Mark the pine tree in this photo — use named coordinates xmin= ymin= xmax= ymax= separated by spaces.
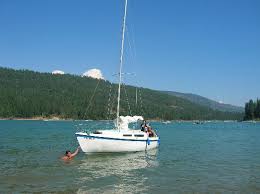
xmin=255 ymin=99 xmax=260 ymax=119
xmin=248 ymin=99 xmax=255 ymax=120
xmin=244 ymin=102 xmax=250 ymax=120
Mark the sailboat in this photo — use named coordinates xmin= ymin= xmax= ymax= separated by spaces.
xmin=75 ymin=0 xmax=160 ymax=153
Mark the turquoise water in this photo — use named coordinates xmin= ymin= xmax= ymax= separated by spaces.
xmin=0 ymin=120 xmax=260 ymax=193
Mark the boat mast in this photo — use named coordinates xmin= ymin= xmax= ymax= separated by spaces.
xmin=116 ymin=0 xmax=128 ymax=129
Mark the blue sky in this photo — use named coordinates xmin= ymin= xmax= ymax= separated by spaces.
xmin=0 ymin=0 xmax=259 ymax=106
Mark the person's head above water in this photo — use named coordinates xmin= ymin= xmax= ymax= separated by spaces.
xmin=65 ymin=150 xmax=71 ymax=157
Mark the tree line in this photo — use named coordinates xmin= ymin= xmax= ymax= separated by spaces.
xmin=244 ymin=99 xmax=260 ymax=120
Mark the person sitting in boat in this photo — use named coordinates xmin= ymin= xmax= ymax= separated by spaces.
xmin=141 ymin=120 xmax=147 ymax=131
xmin=61 ymin=146 xmax=80 ymax=161
xmin=147 ymin=126 xmax=155 ymax=137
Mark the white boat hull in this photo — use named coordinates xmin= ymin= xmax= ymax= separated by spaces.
xmin=76 ymin=130 xmax=159 ymax=153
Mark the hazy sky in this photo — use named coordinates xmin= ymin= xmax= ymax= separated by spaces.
xmin=0 ymin=0 xmax=259 ymax=106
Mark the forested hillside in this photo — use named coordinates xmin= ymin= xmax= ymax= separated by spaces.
xmin=0 ymin=67 xmax=243 ymax=120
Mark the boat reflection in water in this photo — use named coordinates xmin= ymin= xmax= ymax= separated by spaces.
xmin=76 ymin=149 xmax=158 ymax=193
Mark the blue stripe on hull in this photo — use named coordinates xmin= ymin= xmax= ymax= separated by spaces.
xmin=76 ymin=134 xmax=159 ymax=142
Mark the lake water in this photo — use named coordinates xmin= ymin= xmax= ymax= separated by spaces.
xmin=0 ymin=120 xmax=260 ymax=193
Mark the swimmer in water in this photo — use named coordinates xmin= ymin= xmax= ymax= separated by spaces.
xmin=61 ymin=146 xmax=80 ymax=160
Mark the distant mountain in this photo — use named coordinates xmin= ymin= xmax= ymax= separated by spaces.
xmin=163 ymin=91 xmax=244 ymax=113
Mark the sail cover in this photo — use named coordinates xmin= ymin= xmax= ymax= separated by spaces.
xmin=115 ymin=116 xmax=144 ymax=130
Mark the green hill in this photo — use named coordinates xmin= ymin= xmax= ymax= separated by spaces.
xmin=0 ymin=67 xmax=243 ymax=120
xmin=163 ymin=91 xmax=244 ymax=113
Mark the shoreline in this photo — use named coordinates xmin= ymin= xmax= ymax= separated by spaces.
xmin=0 ymin=117 xmax=71 ymax=121
xmin=0 ymin=117 xmax=253 ymax=122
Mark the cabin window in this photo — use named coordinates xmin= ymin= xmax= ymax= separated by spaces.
xmin=93 ymin=131 xmax=102 ymax=134
xmin=134 ymin=134 xmax=144 ymax=137
xmin=123 ymin=134 xmax=132 ymax=137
